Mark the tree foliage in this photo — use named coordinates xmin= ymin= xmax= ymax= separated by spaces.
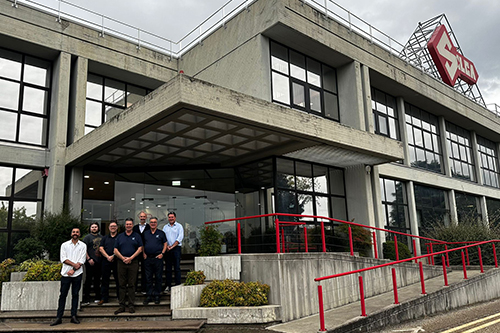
xmin=199 ymin=225 xmax=223 ymax=256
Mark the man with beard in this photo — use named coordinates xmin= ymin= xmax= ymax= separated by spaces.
xmin=98 ymin=221 xmax=119 ymax=305
xmin=82 ymin=222 xmax=102 ymax=305
xmin=163 ymin=212 xmax=184 ymax=294
xmin=50 ymin=228 xmax=86 ymax=326
xmin=142 ymin=216 xmax=167 ymax=305
xmin=114 ymin=218 xmax=143 ymax=314
xmin=133 ymin=211 xmax=150 ymax=293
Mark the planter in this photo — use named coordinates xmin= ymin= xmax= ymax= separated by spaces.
xmin=170 ymin=283 xmax=206 ymax=310
xmin=172 ymin=305 xmax=281 ymax=324
xmin=1 ymin=281 xmax=81 ymax=311
xmin=10 ymin=271 xmax=27 ymax=282
xmin=194 ymin=255 xmax=241 ymax=281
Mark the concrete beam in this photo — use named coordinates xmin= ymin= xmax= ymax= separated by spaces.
xmin=0 ymin=145 xmax=48 ymax=168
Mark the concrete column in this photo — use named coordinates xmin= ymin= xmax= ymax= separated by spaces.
xmin=471 ymin=132 xmax=483 ymax=185
xmin=337 ymin=61 xmax=365 ymax=131
xmin=479 ymin=196 xmax=489 ymax=226
xmin=68 ymin=57 xmax=88 ymax=144
xmin=44 ymin=52 xmax=71 ymax=213
xmin=406 ymin=181 xmax=420 ymax=255
xmin=438 ymin=116 xmax=452 ymax=177
xmin=344 ymin=164 xmax=376 ymax=228
xmin=370 ymin=166 xmax=386 ymax=254
xmin=397 ymin=97 xmax=411 ymax=167
xmin=360 ymin=64 xmax=373 ymax=133
xmin=448 ymin=189 xmax=458 ymax=225
xmin=67 ymin=167 xmax=83 ymax=217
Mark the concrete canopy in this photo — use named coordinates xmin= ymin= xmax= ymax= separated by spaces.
xmin=65 ymin=75 xmax=403 ymax=170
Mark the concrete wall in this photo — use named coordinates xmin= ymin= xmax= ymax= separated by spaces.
xmin=194 ymin=255 xmax=241 ymax=281
xmin=240 ymin=253 xmax=443 ymax=322
xmin=344 ymin=164 xmax=376 ymax=228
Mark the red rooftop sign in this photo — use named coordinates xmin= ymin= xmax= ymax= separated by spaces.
xmin=427 ymin=25 xmax=478 ymax=87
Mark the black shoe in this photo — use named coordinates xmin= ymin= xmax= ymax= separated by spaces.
xmin=114 ymin=307 xmax=125 ymax=315
xmin=154 ymin=297 xmax=160 ymax=304
xmin=143 ymin=298 xmax=151 ymax=305
xmin=50 ymin=318 xmax=62 ymax=326
xmin=129 ymin=305 xmax=135 ymax=313
xmin=70 ymin=316 xmax=80 ymax=324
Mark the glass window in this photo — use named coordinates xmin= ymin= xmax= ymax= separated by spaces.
xmin=477 ymin=136 xmax=499 ymax=188
xmin=0 ymin=49 xmax=22 ymax=80
xmin=380 ymin=178 xmax=410 ymax=240
xmin=487 ymin=197 xmax=500 ymax=228
xmin=446 ymin=122 xmax=476 ymax=182
xmin=414 ymin=184 xmax=449 ymax=235
xmin=19 ymin=115 xmax=46 ymax=145
xmin=270 ymin=40 xmax=339 ymax=120
xmin=0 ymin=79 xmax=20 ymax=110
xmin=0 ymin=111 xmax=17 ymax=141
xmin=22 ymin=87 xmax=48 ymax=115
xmin=372 ymin=88 xmax=399 ymax=140
xmin=455 ymin=192 xmax=481 ymax=222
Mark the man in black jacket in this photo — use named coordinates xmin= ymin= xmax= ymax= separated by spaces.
xmin=132 ymin=211 xmax=150 ymax=293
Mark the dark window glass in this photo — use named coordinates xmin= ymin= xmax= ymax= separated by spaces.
xmin=414 ymin=184 xmax=449 ymax=236
xmin=446 ymin=122 xmax=476 ymax=182
xmin=487 ymin=198 xmax=500 ymax=228
xmin=455 ymin=192 xmax=481 ymax=222
xmin=371 ymin=88 xmax=399 ymax=140
xmin=380 ymin=178 xmax=410 ymax=243
xmin=477 ymin=136 xmax=499 ymax=188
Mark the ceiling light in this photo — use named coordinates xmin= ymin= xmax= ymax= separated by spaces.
xmin=139 ymin=202 xmax=143 ymax=205
xmin=146 ymin=206 xmax=149 ymax=209
xmin=157 ymin=188 xmax=161 ymax=191
xmin=84 ymin=175 xmax=90 ymax=179
xmin=191 ymin=185 xmax=195 ymax=188
xmin=89 ymin=187 xmax=94 ymax=191
xmin=104 ymin=181 xmax=109 ymax=185
xmin=172 ymin=181 xmax=181 ymax=186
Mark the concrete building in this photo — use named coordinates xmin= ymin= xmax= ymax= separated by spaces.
xmin=0 ymin=0 xmax=498 ymax=259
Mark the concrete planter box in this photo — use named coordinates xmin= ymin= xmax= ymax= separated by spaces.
xmin=194 ymin=255 xmax=241 ymax=281
xmin=173 ymin=305 xmax=281 ymax=324
xmin=1 ymin=281 xmax=81 ymax=311
xmin=10 ymin=271 xmax=27 ymax=282
xmin=170 ymin=283 xmax=206 ymax=310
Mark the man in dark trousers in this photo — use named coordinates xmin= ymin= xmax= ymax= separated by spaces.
xmin=133 ymin=211 xmax=150 ymax=293
xmin=142 ymin=216 xmax=167 ymax=305
xmin=50 ymin=228 xmax=86 ymax=326
xmin=114 ymin=218 xmax=143 ymax=315
xmin=163 ymin=212 xmax=184 ymax=294
xmin=82 ymin=222 xmax=102 ymax=305
xmin=98 ymin=220 xmax=119 ymax=305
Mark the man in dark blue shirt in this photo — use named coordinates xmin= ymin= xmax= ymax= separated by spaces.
xmin=98 ymin=221 xmax=119 ymax=305
xmin=113 ymin=218 xmax=143 ymax=315
xmin=142 ymin=217 xmax=167 ymax=305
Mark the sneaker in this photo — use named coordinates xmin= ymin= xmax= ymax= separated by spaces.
xmin=94 ymin=300 xmax=101 ymax=303
xmin=97 ymin=300 xmax=105 ymax=305
xmin=164 ymin=287 xmax=171 ymax=294
xmin=141 ymin=291 xmax=147 ymax=295
xmin=129 ymin=306 xmax=135 ymax=314
xmin=114 ymin=307 xmax=125 ymax=315
xmin=81 ymin=301 xmax=90 ymax=306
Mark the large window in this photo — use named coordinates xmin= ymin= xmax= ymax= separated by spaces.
xmin=270 ymin=41 xmax=339 ymax=120
xmin=446 ymin=122 xmax=476 ymax=182
xmin=85 ymin=74 xmax=149 ymax=134
xmin=371 ymin=88 xmax=399 ymax=140
xmin=0 ymin=166 xmax=45 ymax=260
xmin=477 ymin=136 xmax=499 ymax=188
xmin=379 ymin=178 xmax=409 ymax=239
xmin=414 ymin=184 xmax=449 ymax=235
xmin=486 ymin=197 xmax=500 ymax=228
xmin=0 ymin=48 xmax=51 ymax=146
xmin=455 ymin=191 xmax=481 ymax=222
xmin=405 ymin=103 xmax=442 ymax=173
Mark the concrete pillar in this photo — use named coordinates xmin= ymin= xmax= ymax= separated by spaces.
xmin=370 ymin=166 xmax=386 ymax=253
xmin=479 ymin=196 xmax=489 ymax=226
xmin=344 ymin=164 xmax=376 ymax=228
xmin=67 ymin=167 xmax=83 ymax=217
xmin=448 ymin=189 xmax=458 ymax=225
xmin=360 ymin=64 xmax=373 ymax=133
xmin=397 ymin=97 xmax=411 ymax=167
xmin=44 ymin=52 xmax=71 ymax=213
xmin=68 ymin=56 xmax=88 ymax=144
xmin=337 ymin=61 xmax=365 ymax=131
xmin=470 ymin=132 xmax=483 ymax=185
xmin=406 ymin=181 xmax=420 ymax=255
xmin=438 ymin=116 xmax=452 ymax=177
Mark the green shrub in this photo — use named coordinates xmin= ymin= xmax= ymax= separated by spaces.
xmin=383 ymin=241 xmax=412 ymax=261
xmin=199 ymin=225 xmax=223 ymax=256
xmin=336 ymin=224 xmax=372 ymax=256
xmin=17 ymin=259 xmax=39 ymax=272
xmin=23 ymin=260 xmax=62 ymax=281
xmin=13 ymin=237 xmax=45 ymax=263
xmin=0 ymin=258 xmax=15 ymax=293
xmin=184 ymin=270 xmax=206 ymax=285
xmin=200 ymin=279 xmax=270 ymax=307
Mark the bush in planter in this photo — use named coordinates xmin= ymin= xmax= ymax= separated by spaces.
xmin=13 ymin=237 xmax=45 ymax=263
xmin=200 ymin=279 xmax=270 ymax=307
xmin=383 ymin=241 xmax=412 ymax=261
xmin=199 ymin=225 xmax=223 ymax=256
xmin=22 ymin=260 xmax=62 ymax=281
xmin=336 ymin=224 xmax=372 ymax=256
xmin=184 ymin=270 xmax=206 ymax=285
xmin=0 ymin=258 xmax=16 ymax=293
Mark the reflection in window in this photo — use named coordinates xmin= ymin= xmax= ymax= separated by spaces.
xmin=446 ymin=122 xmax=476 ymax=182
xmin=477 ymin=136 xmax=499 ymax=188
xmin=0 ymin=47 xmax=50 ymax=147
xmin=455 ymin=192 xmax=481 ymax=222
xmin=85 ymin=73 xmax=149 ymax=133
xmin=380 ymin=178 xmax=410 ymax=242
xmin=371 ymin=88 xmax=399 ymax=140
xmin=487 ymin=197 xmax=500 ymax=228
xmin=405 ymin=103 xmax=442 ymax=173
xmin=270 ymin=40 xmax=339 ymax=120
xmin=414 ymin=184 xmax=449 ymax=235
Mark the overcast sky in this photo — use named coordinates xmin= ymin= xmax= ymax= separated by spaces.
xmin=31 ymin=0 xmax=500 ymax=106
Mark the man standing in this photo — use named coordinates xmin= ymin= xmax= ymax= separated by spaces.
xmin=163 ymin=212 xmax=184 ymax=294
xmin=114 ymin=218 xmax=143 ymax=315
xmin=82 ymin=222 xmax=102 ymax=305
xmin=133 ymin=211 xmax=150 ymax=293
xmin=50 ymin=228 xmax=86 ymax=326
xmin=98 ymin=221 xmax=119 ymax=305
xmin=142 ymin=217 xmax=167 ymax=305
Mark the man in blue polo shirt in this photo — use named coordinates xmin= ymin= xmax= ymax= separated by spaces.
xmin=163 ymin=212 xmax=184 ymax=294
xmin=98 ymin=220 xmax=119 ymax=305
xmin=142 ymin=216 xmax=167 ymax=305
xmin=113 ymin=218 xmax=143 ymax=315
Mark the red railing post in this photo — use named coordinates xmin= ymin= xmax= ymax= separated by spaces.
xmin=304 ymin=226 xmax=308 ymax=253
xmin=349 ymin=227 xmax=354 ymax=256
xmin=359 ymin=276 xmax=367 ymax=316
xmin=412 ymin=239 xmax=418 ymax=263
xmin=493 ymin=243 xmax=498 ymax=268
xmin=275 ymin=219 xmax=280 ymax=254
xmin=419 ymin=262 xmax=426 ymax=295
xmin=281 ymin=228 xmax=285 ymax=253
xmin=478 ymin=246 xmax=484 ymax=273
xmin=430 ymin=243 xmax=434 ymax=265
xmin=393 ymin=235 xmax=399 ymax=261
xmin=318 ymin=284 xmax=326 ymax=332
xmin=442 ymin=255 xmax=448 ymax=286
xmin=237 ymin=222 xmax=241 ymax=254
xmin=392 ymin=268 xmax=399 ymax=304
xmin=445 ymin=245 xmax=450 ymax=267
xmin=321 ymin=222 xmax=326 ymax=253
xmin=461 ymin=250 xmax=468 ymax=280
xmin=465 ymin=247 xmax=470 ymax=266
xmin=372 ymin=232 xmax=378 ymax=259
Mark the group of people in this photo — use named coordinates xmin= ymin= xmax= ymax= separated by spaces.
xmin=50 ymin=211 xmax=184 ymax=326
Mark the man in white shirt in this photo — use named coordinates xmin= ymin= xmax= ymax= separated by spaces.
xmin=163 ymin=212 xmax=184 ymax=294
xmin=50 ymin=228 xmax=87 ymax=326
